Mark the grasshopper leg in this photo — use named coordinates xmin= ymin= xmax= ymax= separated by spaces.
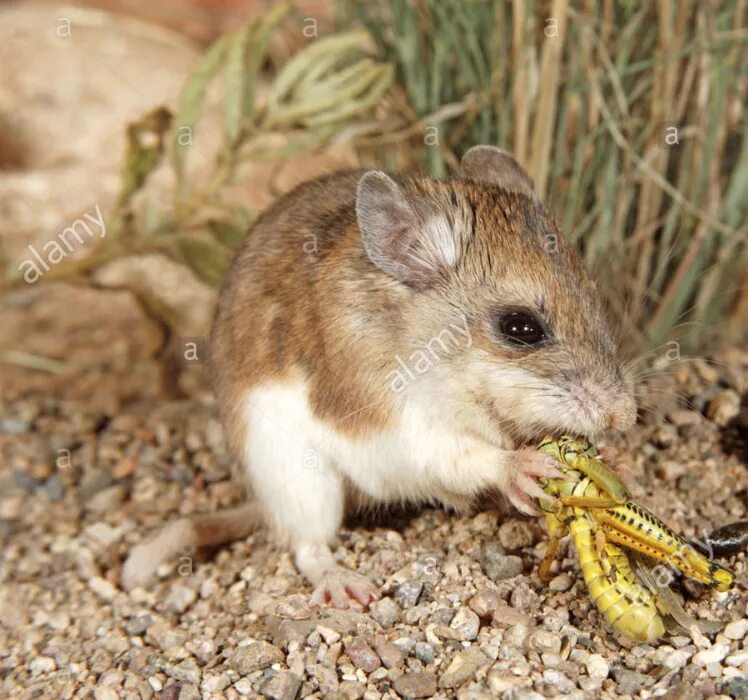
xmin=540 ymin=515 xmax=570 ymax=583
xmin=560 ymin=495 xmax=619 ymax=509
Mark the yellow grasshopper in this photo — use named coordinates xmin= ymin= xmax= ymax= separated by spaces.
xmin=537 ymin=436 xmax=734 ymax=641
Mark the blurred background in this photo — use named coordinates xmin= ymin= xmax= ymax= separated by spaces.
xmin=1 ymin=0 xmax=746 ymax=407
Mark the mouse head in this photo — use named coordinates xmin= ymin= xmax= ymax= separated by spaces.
xmin=355 ymin=145 xmax=636 ymax=442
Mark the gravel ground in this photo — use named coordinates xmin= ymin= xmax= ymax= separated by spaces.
xmin=1 ymin=350 xmax=747 ymax=700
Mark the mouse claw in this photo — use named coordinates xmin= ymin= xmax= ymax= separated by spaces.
xmin=505 ymin=448 xmax=563 ymax=517
xmin=310 ymin=569 xmax=380 ymax=610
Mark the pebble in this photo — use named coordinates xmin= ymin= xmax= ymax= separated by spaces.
xmin=723 ymin=676 xmax=748 ymax=700
xmin=481 ymin=544 xmax=523 ymax=581
xmin=89 ymin=576 xmax=118 ymax=602
xmin=706 ymin=389 xmax=740 ymax=426
xmin=491 ymin=604 xmax=531 ymax=629
xmin=260 ymin=671 xmax=302 ymax=700
xmin=450 ymin=606 xmax=480 ymax=640
xmin=414 ymin=641 xmax=434 ymax=664
xmin=374 ymin=641 xmax=403 ymax=669
xmin=498 ymin=520 xmax=536 ymax=550
xmin=394 ymin=581 xmax=423 ymax=608
xmin=668 ymin=409 xmax=702 ymax=427
xmin=231 ymin=641 xmax=284 ymax=674
xmin=345 ymin=638 xmax=380 ymax=673
xmin=369 ymin=597 xmax=400 ymax=627
xmin=659 ymin=683 xmax=701 ymax=700
xmin=548 ymin=573 xmax=573 ymax=592
xmin=468 ymin=589 xmax=502 ymax=617
xmin=29 ymin=656 xmax=56 ymax=674
xmin=693 ymin=643 xmax=729 ymax=666
xmin=724 ymin=619 xmax=748 ymax=640
xmin=665 ymin=649 xmax=693 ymax=670
xmin=726 ymin=651 xmax=748 ymax=667
xmin=439 ymin=648 xmax=490 ymax=689
xmin=163 ymin=584 xmax=197 ymax=613
xmin=201 ymin=673 xmax=231 ymax=692
xmin=393 ymin=671 xmax=437 ymax=699
xmin=611 ymin=668 xmax=647 ymax=694
xmin=585 ymin=654 xmax=609 ymax=679
xmin=86 ymin=484 xmax=125 ymax=513
xmin=530 ymin=629 xmax=561 ymax=655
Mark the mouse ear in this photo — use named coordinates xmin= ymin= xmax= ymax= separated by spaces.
xmin=356 ymin=171 xmax=459 ymax=289
xmin=460 ymin=145 xmax=536 ymax=199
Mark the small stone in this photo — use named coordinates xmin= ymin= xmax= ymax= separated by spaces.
xmin=29 ymin=656 xmax=56 ymax=674
xmin=693 ymin=643 xmax=729 ymax=666
xmin=113 ymin=458 xmax=137 ymax=479
xmin=89 ymin=576 xmax=118 ymax=602
xmin=161 ymin=660 xmax=201 ymax=685
xmin=658 ymin=684 xmax=701 ymax=700
xmin=439 ymin=648 xmax=490 ymax=689
xmin=201 ymin=673 xmax=231 ymax=692
xmin=86 ymin=484 xmax=125 ymax=513
xmin=345 ymin=638 xmax=380 ymax=673
xmin=260 ymin=671 xmax=302 ymax=700
xmin=727 ymin=651 xmax=748 ymax=667
xmin=498 ymin=520 xmax=536 ymax=550
xmin=316 ymin=625 xmax=341 ymax=644
xmin=724 ymin=619 xmax=748 ymax=640
xmin=491 ymin=604 xmax=531 ymax=629
xmin=370 ymin=596 xmax=400 ymax=627
xmin=585 ymin=654 xmax=609 ymax=679
xmin=94 ymin=689 xmax=118 ymax=700
xmin=548 ymin=573 xmax=573 ymax=592
xmin=468 ymin=589 xmax=502 ymax=617
xmin=481 ymin=544 xmax=523 ymax=581
xmin=706 ymin=389 xmax=741 ymax=426
xmin=450 ymin=607 xmax=480 ymax=640
xmin=542 ymin=669 xmax=575 ymax=694
xmin=611 ymin=669 xmax=647 ymax=694
xmin=394 ymin=581 xmax=423 ymax=608
xmin=393 ymin=671 xmax=437 ymax=699
xmin=0 ymin=497 xmax=22 ymax=519
xmin=530 ymin=629 xmax=561 ymax=655
xmin=85 ymin=522 xmax=121 ymax=547
xmin=722 ymin=676 xmax=748 ymax=700
xmin=664 ymin=649 xmax=692 ymax=671
xmin=163 ymin=584 xmax=197 ymax=614
xmin=231 ymin=641 xmax=284 ymax=674
xmin=653 ymin=425 xmax=678 ymax=449
xmin=374 ymin=640 xmax=403 ymax=669
xmin=233 ymin=678 xmax=253 ymax=695
xmin=267 ymin=618 xmax=317 ymax=649
xmin=414 ymin=641 xmax=434 ymax=664
xmin=668 ymin=409 xmax=702 ymax=427
xmin=42 ymin=476 xmax=64 ymax=501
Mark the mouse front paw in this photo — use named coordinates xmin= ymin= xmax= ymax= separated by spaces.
xmin=310 ymin=568 xmax=380 ymax=610
xmin=504 ymin=448 xmax=565 ymax=516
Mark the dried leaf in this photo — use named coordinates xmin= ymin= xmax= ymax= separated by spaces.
xmin=120 ymin=107 xmax=172 ymax=205
xmin=172 ymin=34 xmax=231 ymax=192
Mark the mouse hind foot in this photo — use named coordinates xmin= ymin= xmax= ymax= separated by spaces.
xmin=296 ymin=542 xmax=380 ymax=610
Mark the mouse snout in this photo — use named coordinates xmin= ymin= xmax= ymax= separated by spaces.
xmin=569 ymin=379 xmax=637 ymax=433
xmin=608 ymin=393 xmax=637 ymax=431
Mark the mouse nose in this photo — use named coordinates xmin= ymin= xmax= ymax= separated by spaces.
xmin=609 ymin=397 xmax=637 ymax=431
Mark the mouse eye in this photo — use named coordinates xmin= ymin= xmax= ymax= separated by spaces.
xmin=496 ymin=310 xmax=546 ymax=347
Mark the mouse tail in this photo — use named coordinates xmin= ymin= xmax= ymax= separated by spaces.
xmin=121 ymin=502 xmax=262 ymax=591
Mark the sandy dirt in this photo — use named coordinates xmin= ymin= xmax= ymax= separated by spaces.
xmin=1 ymin=348 xmax=747 ymax=700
